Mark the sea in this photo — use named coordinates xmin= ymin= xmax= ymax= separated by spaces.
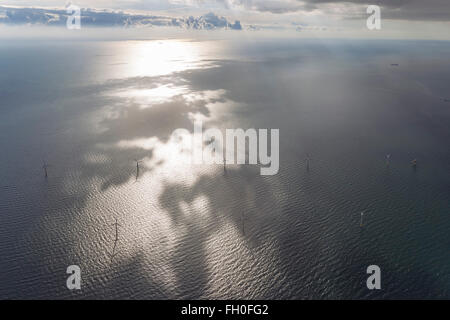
xmin=0 ymin=37 xmax=449 ymax=299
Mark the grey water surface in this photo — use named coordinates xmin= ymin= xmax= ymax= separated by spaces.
xmin=0 ymin=38 xmax=449 ymax=299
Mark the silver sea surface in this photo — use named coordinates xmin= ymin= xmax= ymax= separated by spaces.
xmin=0 ymin=38 xmax=449 ymax=299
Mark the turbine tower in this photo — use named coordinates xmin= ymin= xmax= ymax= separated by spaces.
xmin=42 ymin=161 xmax=50 ymax=178
xmin=109 ymin=218 xmax=121 ymax=262
xmin=134 ymin=159 xmax=142 ymax=180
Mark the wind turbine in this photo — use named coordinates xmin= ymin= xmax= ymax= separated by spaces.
xmin=134 ymin=159 xmax=142 ymax=180
xmin=112 ymin=218 xmax=121 ymax=242
xmin=42 ymin=161 xmax=50 ymax=178
xmin=109 ymin=218 xmax=121 ymax=262
xmin=385 ymin=154 xmax=391 ymax=167
xmin=223 ymin=155 xmax=227 ymax=174
xmin=360 ymin=211 xmax=365 ymax=227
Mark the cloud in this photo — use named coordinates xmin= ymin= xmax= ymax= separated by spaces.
xmin=219 ymin=0 xmax=309 ymax=13
xmin=172 ymin=0 xmax=450 ymax=21
xmin=304 ymin=0 xmax=450 ymax=21
xmin=0 ymin=5 xmax=242 ymax=30
xmin=176 ymin=12 xmax=242 ymax=29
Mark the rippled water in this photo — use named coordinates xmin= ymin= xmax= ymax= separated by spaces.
xmin=0 ymin=38 xmax=449 ymax=299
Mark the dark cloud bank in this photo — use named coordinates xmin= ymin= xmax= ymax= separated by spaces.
xmin=315 ymin=0 xmax=450 ymax=21
xmin=225 ymin=0 xmax=450 ymax=21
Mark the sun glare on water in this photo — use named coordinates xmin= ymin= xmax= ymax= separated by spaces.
xmin=119 ymin=39 xmax=216 ymax=78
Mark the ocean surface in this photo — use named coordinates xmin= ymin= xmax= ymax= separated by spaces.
xmin=0 ymin=38 xmax=449 ymax=299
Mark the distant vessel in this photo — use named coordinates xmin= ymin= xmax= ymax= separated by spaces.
xmin=360 ymin=211 xmax=364 ymax=227
xmin=391 ymin=64 xmax=399 ymax=66
xmin=411 ymin=159 xmax=417 ymax=167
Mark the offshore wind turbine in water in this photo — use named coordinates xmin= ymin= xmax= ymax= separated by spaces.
xmin=134 ymin=159 xmax=142 ymax=181
xmin=108 ymin=218 xmax=121 ymax=262
xmin=360 ymin=211 xmax=365 ymax=227
xmin=386 ymin=154 xmax=391 ymax=167
xmin=223 ymin=155 xmax=227 ymax=174
xmin=42 ymin=161 xmax=50 ymax=178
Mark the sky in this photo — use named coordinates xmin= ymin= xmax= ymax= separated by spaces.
xmin=0 ymin=0 xmax=449 ymax=39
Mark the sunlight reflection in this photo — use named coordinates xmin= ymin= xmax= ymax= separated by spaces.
xmin=114 ymin=85 xmax=189 ymax=108
xmin=118 ymin=40 xmax=217 ymax=78
xmin=116 ymin=130 xmax=196 ymax=183
xmin=107 ymin=85 xmax=239 ymax=185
